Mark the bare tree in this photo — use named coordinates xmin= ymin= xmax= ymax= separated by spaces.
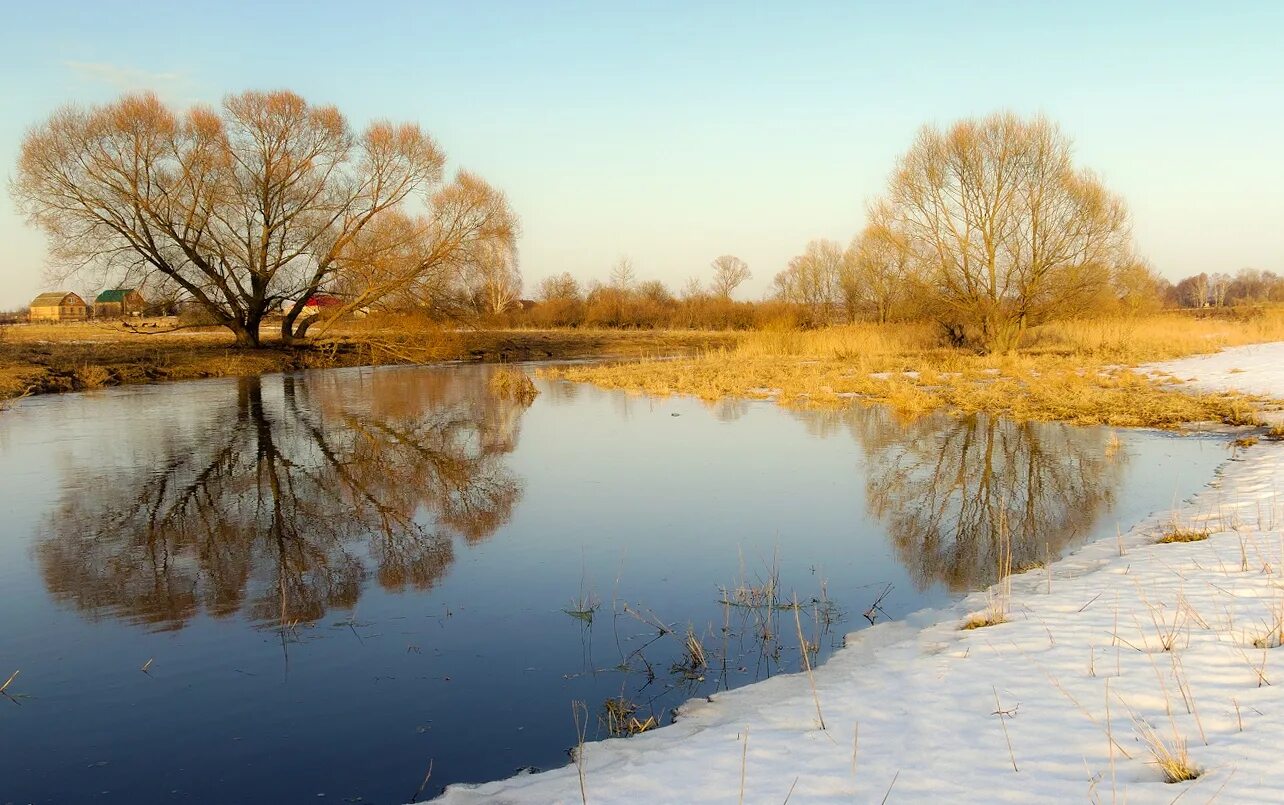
xmin=841 ymin=203 xmax=912 ymax=323
xmin=881 ymin=112 xmax=1131 ymax=352
xmin=475 ymin=248 xmax=522 ymax=316
xmin=709 ymin=254 xmax=751 ymax=299
xmin=609 ymin=256 xmax=636 ymax=291
xmin=319 ymin=172 xmax=518 ymax=334
xmin=536 ymin=272 xmax=581 ymax=302
xmin=13 ymin=90 xmax=516 ymax=347
xmin=1111 ymin=259 xmax=1166 ymax=314
xmin=680 ymin=276 xmax=707 ymax=301
xmin=773 ymin=239 xmax=843 ymax=322
xmin=532 ymin=272 xmax=583 ymax=328
xmin=1175 ymin=272 xmax=1211 ymax=308
xmin=1209 ymin=272 xmax=1232 ymax=308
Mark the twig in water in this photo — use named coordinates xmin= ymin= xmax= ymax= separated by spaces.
xmin=863 ymin=583 xmax=893 ymax=624
xmin=0 ymin=669 xmax=19 ymax=704
xmin=140 ymin=658 xmax=154 ymax=675
xmin=410 ymin=758 xmax=434 ymax=803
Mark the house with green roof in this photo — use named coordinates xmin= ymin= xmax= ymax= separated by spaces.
xmin=93 ymin=288 xmax=146 ymax=319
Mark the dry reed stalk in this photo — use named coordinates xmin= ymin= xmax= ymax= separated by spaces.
xmin=1105 ymin=679 xmax=1116 ymax=804
xmin=991 ymin=686 xmax=1019 ymax=772
xmin=793 ymin=593 xmax=826 ymax=730
xmin=851 ymin=723 xmax=859 ymax=780
xmin=739 ymin=726 xmax=748 ymax=805
xmin=962 ymin=515 xmax=1013 ymax=629
xmin=572 ymin=700 xmax=589 ymax=804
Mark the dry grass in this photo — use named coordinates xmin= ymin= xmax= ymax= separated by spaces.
xmin=0 ymin=319 xmax=731 ymax=404
xmin=489 ymin=365 xmax=540 ymax=403
xmin=544 ymin=313 xmax=1284 ymax=428
xmin=963 ymin=522 xmax=1014 ymax=630
xmin=961 ymin=610 xmax=1008 ymax=630
xmin=601 ymin=697 xmax=658 ymax=737
xmin=1266 ymin=423 xmax=1284 ymax=441
xmin=1156 ymin=529 xmax=1212 ymax=545
xmin=1132 ymin=716 xmax=1200 ymax=783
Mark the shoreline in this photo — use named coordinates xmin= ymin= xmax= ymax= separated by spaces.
xmin=0 ymin=326 xmax=736 ymax=405
xmin=437 ymin=344 xmax=1284 ymax=804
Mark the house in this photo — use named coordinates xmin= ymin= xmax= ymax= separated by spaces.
xmin=298 ymin=293 xmax=344 ymax=317
xmin=29 ymin=291 xmax=89 ymax=322
xmin=93 ymin=288 xmax=146 ymax=318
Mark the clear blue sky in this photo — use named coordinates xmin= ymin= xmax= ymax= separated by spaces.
xmin=1 ymin=0 xmax=1281 ymax=308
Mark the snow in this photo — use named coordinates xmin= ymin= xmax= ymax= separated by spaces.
xmin=1143 ymin=342 xmax=1284 ymax=398
xmin=436 ymin=343 xmax=1284 ymax=805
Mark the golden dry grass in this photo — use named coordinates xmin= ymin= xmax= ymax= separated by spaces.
xmin=1156 ymin=529 xmax=1212 ymax=544
xmin=0 ymin=319 xmax=732 ymax=403
xmin=960 ymin=610 xmax=1008 ymax=630
xmin=488 ymin=365 xmax=540 ymax=403
xmin=543 ymin=312 xmax=1284 ymax=428
xmin=1133 ymin=717 xmax=1200 ymax=783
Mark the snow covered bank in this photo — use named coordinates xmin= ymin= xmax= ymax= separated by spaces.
xmin=1144 ymin=342 xmax=1284 ymax=399
xmin=438 ymin=345 xmax=1284 ymax=804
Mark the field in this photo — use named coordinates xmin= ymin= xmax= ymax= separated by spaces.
xmin=543 ymin=311 xmax=1284 ymax=428
xmin=0 ymin=318 xmax=734 ymax=404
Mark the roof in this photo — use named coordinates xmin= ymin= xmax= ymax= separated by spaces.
xmin=95 ymin=288 xmax=138 ymax=303
xmin=304 ymin=293 xmax=343 ymax=307
xmin=30 ymin=291 xmax=83 ymax=307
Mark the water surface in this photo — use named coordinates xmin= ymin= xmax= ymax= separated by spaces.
xmin=0 ymin=365 xmax=1226 ymax=802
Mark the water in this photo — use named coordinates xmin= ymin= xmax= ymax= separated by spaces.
xmin=0 ymin=365 xmax=1227 ymax=803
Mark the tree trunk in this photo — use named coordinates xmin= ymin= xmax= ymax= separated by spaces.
xmin=231 ymin=324 xmax=260 ymax=348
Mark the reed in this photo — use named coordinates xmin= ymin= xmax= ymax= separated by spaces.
xmin=489 ymin=365 xmax=540 ymax=404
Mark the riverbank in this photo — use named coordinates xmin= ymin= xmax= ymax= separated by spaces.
xmin=543 ymin=315 xmax=1284 ymax=428
xmin=0 ymin=321 xmax=734 ymax=404
xmin=440 ymin=343 xmax=1284 ymax=803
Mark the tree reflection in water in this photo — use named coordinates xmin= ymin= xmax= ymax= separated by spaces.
xmin=797 ymin=405 xmax=1125 ymax=592
xmin=36 ymin=368 xmax=528 ymax=631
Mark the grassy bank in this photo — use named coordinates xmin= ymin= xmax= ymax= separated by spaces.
xmin=542 ymin=313 xmax=1284 ymax=428
xmin=0 ymin=320 xmax=734 ymax=404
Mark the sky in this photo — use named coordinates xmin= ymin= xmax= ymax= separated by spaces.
xmin=0 ymin=0 xmax=1281 ymax=308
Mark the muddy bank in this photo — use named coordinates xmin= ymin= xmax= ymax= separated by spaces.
xmin=0 ymin=326 xmax=735 ymax=403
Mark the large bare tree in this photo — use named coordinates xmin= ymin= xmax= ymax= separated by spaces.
xmin=13 ymin=90 xmax=516 ymax=346
xmin=882 ymin=113 xmax=1131 ymax=352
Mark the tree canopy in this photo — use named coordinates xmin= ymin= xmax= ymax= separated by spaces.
xmin=13 ymin=90 xmax=517 ymax=346
xmin=881 ymin=113 xmax=1132 ymax=352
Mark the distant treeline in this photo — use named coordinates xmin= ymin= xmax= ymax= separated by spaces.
xmin=481 ymin=265 xmax=1284 ymax=332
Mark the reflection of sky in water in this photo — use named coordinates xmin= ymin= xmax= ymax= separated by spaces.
xmin=0 ymin=365 xmax=1227 ymax=803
